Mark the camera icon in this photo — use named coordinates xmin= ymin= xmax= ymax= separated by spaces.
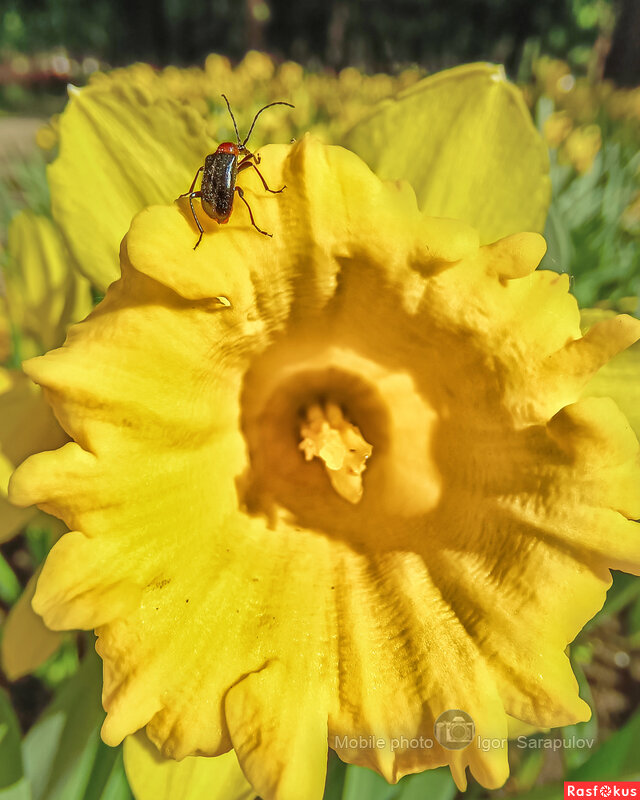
xmin=434 ymin=710 xmax=475 ymax=750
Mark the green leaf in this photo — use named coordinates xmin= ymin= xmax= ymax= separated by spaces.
xmin=602 ymin=573 xmax=640 ymax=617
xmin=341 ymin=765 xmax=398 ymax=800
xmin=511 ymin=748 xmax=545 ymax=792
xmin=324 ymin=752 xmax=347 ymax=799
xmin=395 ymin=767 xmax=456 ymax=800
xmin=97 ymin=766 xmax=131 ymax=800
xmin=22 ymin=646 xmax=104 ymax=800
xmin=0 ymin=690 xmax=24 ymax=789
xmin=84 ymin=747 xmax=132 ymax=800
xmin=544 ymin=137 xmax=640 ymax=306
xmin=35 ymin=639 xmax=80 ymax=691
xmin=0 ymin=553 xmax=22 ymax=606
xmin=541 ymin=200 xmax=575 ymax=279
xmin=583 ymin=572 xmax=640 ymax=632
xmin=568 ymin=709 xmax=640 ymax=781
xmin=0 ymin=778 xmax=32 ymax=800
xmin=504 ymin=781 xmax=563 ymax=800
xmin=627 ymin=593 xmax=640 ymax=639
xmin=24 ymin=525 xmax=54 ymax=567
xmin=561 ymin=659 xmax=598 ymax=773
xmin=330 ymin=761 xmax=456 ymax=800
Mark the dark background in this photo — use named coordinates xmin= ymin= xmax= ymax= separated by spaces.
xmin=0 ymin=0 xmax=638 ymax=83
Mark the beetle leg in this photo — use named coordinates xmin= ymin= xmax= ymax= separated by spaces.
xmin=238 ymin=152 xmax=259 ymax=168
xmin=238 ymin=160 xmax=286 ymax=193
xmin=186 ymin=190 xmax=205 ymax=249
xmin=235 ymin=186 xmax=272 ymax=237
xmin=238 ymin=151 xmax=262 ymax=166
xmin=178 ymin=166 xmax=204 ymax=198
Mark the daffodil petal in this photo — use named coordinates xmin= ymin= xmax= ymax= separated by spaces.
xmin=328 ymin=548 xmax=509 ymax=790
xmin=226 ymin=661 xmax=329 ymax=800
xmin=11 ymin=137 xmax=640 ymax=799
xmin=341 ymin=63 xmax=550 ymax=243
xmin=48 ymin=74 xmax=215 ymax=291
xmin=580 ymin=309 xmax=640 ymax=438
xmin=1 ymin=569 xmax=63 ymax=680
xmin=542 ymin=313 xmax=640 ymax=409
xmin=123 ymin=733 xmax=254 ymax=800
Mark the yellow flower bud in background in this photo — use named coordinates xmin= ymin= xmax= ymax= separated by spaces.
xmin=4 ymin=210 xmax=92 ymax=356
xmin=561 ymin=124 xmax=602 ymax=174
xmin=543 ymin=110 xmax=574 ymax=148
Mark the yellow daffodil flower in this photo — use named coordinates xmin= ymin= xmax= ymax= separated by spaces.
xmin=9 ymin=134 xmax=640 ymax=799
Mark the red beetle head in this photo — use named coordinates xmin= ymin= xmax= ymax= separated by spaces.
xmin=216 ymin=142 xmax=239 ymax=156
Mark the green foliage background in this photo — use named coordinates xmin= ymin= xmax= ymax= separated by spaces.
xmin=0 ymin=0 xmax=622 ymax=72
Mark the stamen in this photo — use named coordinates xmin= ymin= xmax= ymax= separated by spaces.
xmin=299 ymin=401 xmax=373 ymax=504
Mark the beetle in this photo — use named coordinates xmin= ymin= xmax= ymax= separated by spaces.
xmin=179 ymin=94 xmax=294 ymax=249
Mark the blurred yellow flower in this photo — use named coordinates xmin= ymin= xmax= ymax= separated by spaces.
xmin=1 ymin=565 xmax=64 ymax=680
xmin=559 ymin=80 xmax=600 ymax=125
xmin=543 ymin=110 xmax=573 ymax=148
xmin=38 ymin=52 xmax=426 ymax=176
xmin=3 ymin=210 xmax=92 ymax=357
xmin=0 ymin=210 xmax=91 ymax=678
xmin=606 ymin=86 xmax=640 ymax=124
xmin=10 ymin=137 xmax=640 ymax=800
xmin=561 ymin=124 xmax=602 ymax=174
xmin=528 ymin=60 xmax=635 ymax=130
xmin=0 ymin=367 xmax=68 ymax=678
xmin=0 ymin=368 xmax=66 ymax=544
xmin=1 ymin=211 xmax=90 ymax=529
xmin=532 ymin=57 xmax=572 ymax=101
xmin=35 ymin=114 xmax=60 ymax=151
xmin=0 ymin=304 xmax=10 ymax=364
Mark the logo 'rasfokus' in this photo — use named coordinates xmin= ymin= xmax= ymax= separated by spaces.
xmin=565 ymin=782 xmax=640 ymax=798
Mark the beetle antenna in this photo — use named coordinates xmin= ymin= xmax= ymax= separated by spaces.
xmin=221 ymin=94 xmax=241 ymax=146
xmin=242 ymin=101 xmax=295 ymax=148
